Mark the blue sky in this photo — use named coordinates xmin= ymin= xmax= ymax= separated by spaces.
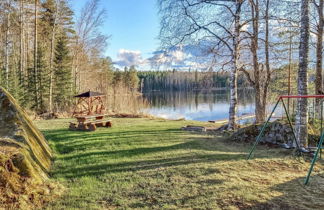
xmin=71 ymin=0 xmax=212 ymax=70
xmin=71 ymin=0 xmax=160 ymax=61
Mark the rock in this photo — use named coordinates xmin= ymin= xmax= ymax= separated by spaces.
xmin=263 ymin=137 xmax=272 ymax=143
xmin=230 ymin=119 xmax=299 ymax=146
xmin=275 ymin=133 xmax=284 ymax=143
xmin=281 ymin=143 xmax=291 ymax=149
xmin=215 ymin=124 xmax=229 ymax=131
xmin=182 ymin=125 xmax=206 ymax=132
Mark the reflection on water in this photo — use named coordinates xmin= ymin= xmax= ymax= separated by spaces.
xmin=141 ymin=90 xmax=256 ymax=122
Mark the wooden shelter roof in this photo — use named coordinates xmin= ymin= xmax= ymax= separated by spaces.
xmin=74 ymin=91 xmax=105 ymax=98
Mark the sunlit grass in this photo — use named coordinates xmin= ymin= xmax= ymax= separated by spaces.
xmin=37 ymin=118 xmax=324 ymax=209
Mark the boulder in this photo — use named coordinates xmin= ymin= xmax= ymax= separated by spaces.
xmin=0 ymin=87 xmax=54 ymax=208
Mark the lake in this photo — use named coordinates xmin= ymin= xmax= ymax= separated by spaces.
xmin=141 ymin=90 xmax=256 ymax=122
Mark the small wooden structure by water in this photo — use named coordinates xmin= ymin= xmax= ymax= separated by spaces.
xmin=72 ymin=90 xmax=106 ymax=116
xmin=70 ymin=91 xmax=112 ymax=131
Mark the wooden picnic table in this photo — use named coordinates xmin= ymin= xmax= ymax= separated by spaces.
xmin=75 ymin=114 xmax=107 ymax=122
xmin=69 ymin=114 xmax=112 ymax=131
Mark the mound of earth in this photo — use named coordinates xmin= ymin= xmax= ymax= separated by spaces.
xmin=231 ymin=120 xmax=318 ymax=147
xmin=0 ymin=87 xmax=55 ymax=209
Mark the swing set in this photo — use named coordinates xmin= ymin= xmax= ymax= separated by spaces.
xmin=247 ymin=94 xmax=324 ymax=185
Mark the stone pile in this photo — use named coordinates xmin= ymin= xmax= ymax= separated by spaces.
xmin=231 ymin=120 xmax=297 ymax=147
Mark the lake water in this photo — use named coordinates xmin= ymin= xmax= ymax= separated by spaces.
xmin=141 ymin=90 xmax=256 ymax=122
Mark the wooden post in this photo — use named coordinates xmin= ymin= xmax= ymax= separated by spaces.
xmin=88 ymin=97 xmax=91 ymax=115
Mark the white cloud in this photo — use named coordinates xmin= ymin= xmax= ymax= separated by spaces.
xmin=115 ymin=49 xmax=144 ymax=67
xmin=113 ymin=44 xmax=218 ymax=70
xmin=147 ymin=45 xmax=216 ymax=70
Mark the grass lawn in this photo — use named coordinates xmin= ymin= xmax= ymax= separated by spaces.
xmin=37 ymin=118 xmax=324 ymax=209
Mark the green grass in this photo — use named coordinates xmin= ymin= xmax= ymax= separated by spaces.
xmin=37 ymin=118 xmax=324 ymax=209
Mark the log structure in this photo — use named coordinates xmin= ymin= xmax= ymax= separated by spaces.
xmin=72 ymin=90 xmax=106 ymax=116
xmin=70 ymin=90 xmax=112 ymax=131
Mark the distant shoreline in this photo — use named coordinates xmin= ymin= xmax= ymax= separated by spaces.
xmin=143 ymin=87 xmax=254 ymax=92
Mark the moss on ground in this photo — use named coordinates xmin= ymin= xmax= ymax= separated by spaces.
xmin=36 ymin=118 xmax=324 ymax=209
xmin=0 ymin=146 xmax=59 ymax=209
xmin=0 ymin=87 xmax=56 ymax=209
xmin=0 ymin=87 xmax=52 ymax=174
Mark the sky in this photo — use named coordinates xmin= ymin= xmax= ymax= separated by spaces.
xmin=70 ymin=0 xmax=317 ymax=71
xmin=71 ymin=0 xmax=160 ymax=66
xmin=71 ymin=0 xmax=216 ymax=70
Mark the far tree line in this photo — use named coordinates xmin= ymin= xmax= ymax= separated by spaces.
xmin=138 ymin=70 xmax=250 ymax=92
xmin=138 ymin=64 xmax=310 ymax=94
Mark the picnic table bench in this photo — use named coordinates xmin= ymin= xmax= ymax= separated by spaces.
xmin=69 ymin=114 xmax=112 ymax=131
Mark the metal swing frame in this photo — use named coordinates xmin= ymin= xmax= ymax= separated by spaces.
xmin=246 ymin=95 xmax=324 ymax=185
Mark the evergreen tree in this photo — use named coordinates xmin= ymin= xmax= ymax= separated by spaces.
xmin=102 ymin=57 xmax=114 ymax=86
xmin=36 ymin=44 xmax=49 ymax=112
xmin=113 ymin=70 xmax=123 ymax=91
xmin=128 ymin=65 xmax=139 ymax=91
xmin=53 ymin=33 xmax=72 ymax=111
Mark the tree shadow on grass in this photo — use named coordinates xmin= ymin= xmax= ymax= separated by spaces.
xmin=54 ymin=151 xmax=236 ymax=178
xmin=47 ymin=132 xmax=246 ymax=178
xmin=59 ymin=141 xmax=201 ymax=161
xmin=44 ymin=127 xmax=290 ymax=180
xmin=43 ymin=128 xmax=185 ymax=144
xmin=247 ymin=173 xmax=324 ymax=209
xmin=43 ymin=128 xmax=186 ymax=153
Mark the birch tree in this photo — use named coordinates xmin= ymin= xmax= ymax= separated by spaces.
xmin=158 ymin=0 xmax=244 ymax=130
xmin=73 ymin=0 xmax=108 ymax=93
xmin=296 ymin=0 xmax=310 ymax=149
xmin=237 ymin=0 xmax=277 ymax=123
xmin=313 ymin=0 xmax=323 ymax=115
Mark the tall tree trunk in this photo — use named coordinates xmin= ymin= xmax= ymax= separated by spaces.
xmin=296 ymin=0 xmax=310 ymax=148
xmin=26 ymin=23 xmax=29 ymax=92
xmin=262 ymin=0 xmax=271 ymax=120
xmin=49 ymin=0 xmax=58 ymax=113
xmin=34 ymin=0 xmax=39 ymax=110
xmin=250 ymin=0 xmax=266 ymax=123
xmin=228 ymin=0 xmax=242 ymax=130
xmin=49 ymin=38 xmax=55 ymax=112
xmin=24 ymin=4 xmax=29 ymax=77
xmin=19 ymin=0 xmax=25 ymax=89
xmin=288 ymin=31 xmax=293 ymax=113
xmin=315 ymin=0 xmax=323 ymax=117
xmin=5 ymin=1 xmax=10 ymax=89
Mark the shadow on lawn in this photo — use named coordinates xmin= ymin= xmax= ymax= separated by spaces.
xmin=247 ymin=173 xmax=324 ymax=209
xmin=44 ymin=128 xmax=190 ymax=154
xmin=55 ymin=152 xmax=234 ymax=178
xmin=50 ymin=136 xmax=245 ymax=178
xmin=44 ymin=127 xmax=286 ymax=179
xmin=59 ymin=141 xmax=202 ymax=161
xmin=44 ymin=128 xmax=185 ymax=143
